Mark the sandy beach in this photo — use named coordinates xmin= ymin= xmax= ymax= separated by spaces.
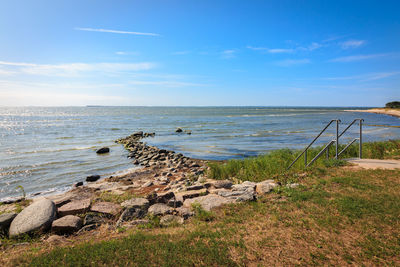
xmin=344 ymin=108 xmax=400 ymax=118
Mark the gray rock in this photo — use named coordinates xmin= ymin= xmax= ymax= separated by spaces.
xmin=0 ymin=213 xmax=17 ymax=231
xmin=218 ymin=183 xmax=256 ymax=201
xmin=167 ymin=198 xmax=183 ymax=208
xmin=183 ymin=194 xmax=234 ymax=211
xmin=86 ymin=175 xmax=100 ymax=182
xmin=9 ymin=199 xmax=56 ymax=237
xmin=160 ymin=215 xmax=184 ymax=226
xmin=175 ymin=189 xmax=208 ymax=202
xmin=52 ymin=215 xmax=82 ymax=234
xmin=121 ymin=198 xmax=149 ymax=209
xmin=117 ymin=207 xmax=147 ymax=226
xmin=256 ymin=180 xmax=278 ymax=195
xmin=148 ymin=203 xmax=173 ymax=216
xmin=186 ymin=184 xmax=204 ymax=191
xmin=211 ymin=180 xmax=233 ymax=189
xmin=96 ymin=147 xmax=110 ymax=154
xmin=90 ymin=202 xmax=121 ymax=216
xmin=58 ymin=199 xmax=91 ymax=217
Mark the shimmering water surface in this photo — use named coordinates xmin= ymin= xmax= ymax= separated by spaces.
xmin=1 ymin=106 xmax=399 ymax=200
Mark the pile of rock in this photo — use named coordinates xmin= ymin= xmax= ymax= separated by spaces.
xmin=116 ymin=131 xmax=201 ymax=173
xmin=0 ymin=130 xmax=300 ymax=241
xmin=0 ymin=176 xmax=295 ymax=238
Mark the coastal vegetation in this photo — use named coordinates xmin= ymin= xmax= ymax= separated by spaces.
xmin=208 ymin=139 xmax=400 ymax=183
xmin=385 ymin=101 xmax=400 ymax=109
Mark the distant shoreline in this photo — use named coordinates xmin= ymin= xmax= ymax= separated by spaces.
xmin=344 ymin=108 xmax=400 ymax=118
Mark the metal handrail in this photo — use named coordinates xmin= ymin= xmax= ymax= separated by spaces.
xmin=337 ymin=119 xmax=364 ymax=158
xmin=307 ymin=140 xmax=336 ymax=167
xmin=287 ymin=118 xmax=363 ymax=169
xmin=287 ymin=119 xmax=340 ymax=169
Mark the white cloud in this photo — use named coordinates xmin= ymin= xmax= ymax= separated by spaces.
xmin=75 ymin=27 xmax=160 ymax=36
xmin=247 ymin=42 xmax=322 ymax=53
xmin=0 ymin=61 xmax=157 ymax=76
xmin=221 ymin=49 xmax=236 ymax=59
xmin=246 ymin=46 xmax=294 ymax=53
xmin=325 ymin=71 xmax=400 ymax=81
xmin=276 ymin=59 xmax=311 ymax=67
xmin=128 ymin=80 xmax=205 ymax=87
xmin=329 ymin=53 xmax=388 ymax=62
xmin=340 ymin=40 xmax=366 ymax=49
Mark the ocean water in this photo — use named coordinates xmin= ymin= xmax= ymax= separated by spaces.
xmin=0 ymin=106 xmax=399 ymax=201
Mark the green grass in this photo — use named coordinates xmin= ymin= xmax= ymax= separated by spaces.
xmin=7 ymin=168 xmax=400 ymax=266
xmin=14 ymin=230 xmax=239 ymax=267
xmin=208 ymin=139 xmax=400 ymax=183
xmin=4 ymin=140 xmax=400 ymax=266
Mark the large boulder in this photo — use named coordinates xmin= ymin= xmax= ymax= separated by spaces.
xmin=0 ymin=213 xmax=17 ymax=231
xmin=9 ymin=199 xmax=56 ymax=237
xmin=183 ymin=194 xmax=234 ymax=211
xmin=51 ymin=215 xmax=82 ymax=234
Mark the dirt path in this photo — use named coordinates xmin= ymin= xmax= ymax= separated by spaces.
xmin=346 ymin=158 xmax=400 ymax=169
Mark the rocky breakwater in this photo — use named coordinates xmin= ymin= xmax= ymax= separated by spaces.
xmin=116 ymin=131 xmax=203 ymax=175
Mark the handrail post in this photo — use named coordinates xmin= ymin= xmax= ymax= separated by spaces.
xmin=304 ymin=150 xmax=307 ymax=167
xmin=359 ymin=119 xmax=363 ymax=159
xmin=335 ymin=120 xmax=339 ymax=159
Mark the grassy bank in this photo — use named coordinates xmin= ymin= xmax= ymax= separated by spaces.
xmin=7 ymin=167 xmax=400 ymax=266
xmin=208 ymin=139 xmax=400 ymax=183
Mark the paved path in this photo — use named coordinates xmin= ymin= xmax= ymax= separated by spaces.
xmin=346 ymin=158 xmax=400 ymax=170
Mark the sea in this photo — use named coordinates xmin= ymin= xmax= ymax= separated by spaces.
xmin=1 ymin=106 xmax=399 ymax=201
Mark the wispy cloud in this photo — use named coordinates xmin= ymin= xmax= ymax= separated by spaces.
xmin=129 ymin=80 xmax=205 ymax=87
xmin=246 ymin=46 xmax=294 ymax=53
xmin=75 ymin=27 xmax=160 ymax=37
xmin=247 ymin=42 xmax=322 ymax=54
xmin=324 ymin=71 xmax=400 ymax=81
xmin=221 ymin=49 xmax=236 ymax=59
xmin=321 ymin=34 xmax=350 ymax=43
xmin=276 ymin=59 xmax=311 ymax=67
xmin=0 ymin=61 xmax=157 ymax=76
xmin=340 ymin=40 xmax=366 ymax=49
xmin=329 ymin=53 xmax=389 ymax=62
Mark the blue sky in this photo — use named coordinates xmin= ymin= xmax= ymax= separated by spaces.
xmin=0 ymin=0 xmax=399 ymax=106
